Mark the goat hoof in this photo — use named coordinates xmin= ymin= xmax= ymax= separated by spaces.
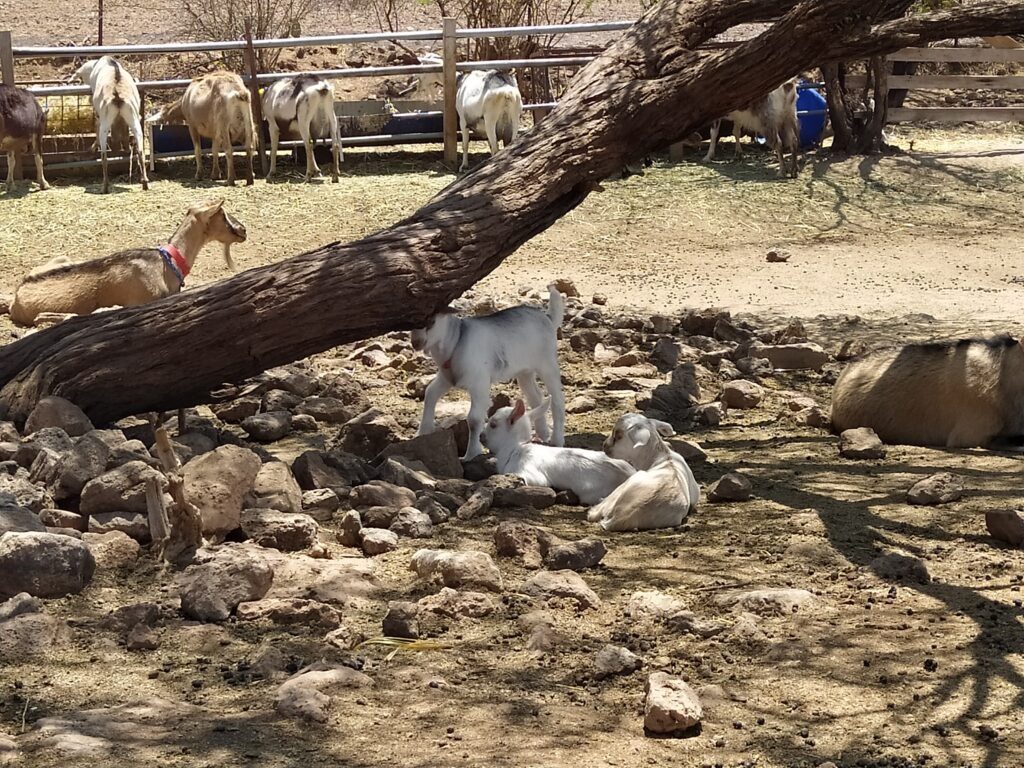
xmin=246 ymin=178 xmax=254 ymax=187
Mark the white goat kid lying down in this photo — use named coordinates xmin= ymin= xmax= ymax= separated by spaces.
xmin=704 ymin=79 xmax=799 ymax=178
xmin=456 ymin=69 xmax=523 ymax=172
xmin=587 ymin=414 xmax=700 ymax=532
xmin=483 ymin=399 xmax=635 ymax=505
xmin=412 ymin=285 xmax=566 ymax=462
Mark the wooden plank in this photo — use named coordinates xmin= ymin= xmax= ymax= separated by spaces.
xmin=847 ymin=74 xmax=1024 ymax=89
xmin=442 ymin=17 xmax=458 ymax=168
xmin=892 ymin=46 xmax=1024 ymax=63
xmin=888 ymin=106 xmax=1024 ymax=122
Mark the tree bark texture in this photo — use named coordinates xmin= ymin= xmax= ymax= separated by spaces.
xmin=2 ymin=0 xmax=1023 ymax=424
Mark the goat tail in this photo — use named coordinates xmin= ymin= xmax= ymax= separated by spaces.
xmin=546 ymin=284 xmax=565 ymax=328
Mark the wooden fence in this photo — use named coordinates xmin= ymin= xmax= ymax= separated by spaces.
xmin=847 ymin=45 xmax=1024 ymax=124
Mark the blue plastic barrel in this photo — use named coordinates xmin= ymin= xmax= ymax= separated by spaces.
xmin=796 ymin=84 xmax=828 ymax=148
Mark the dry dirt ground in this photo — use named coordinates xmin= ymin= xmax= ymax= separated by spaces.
xmin=0 ymin=127 xmax=1023 ymax=768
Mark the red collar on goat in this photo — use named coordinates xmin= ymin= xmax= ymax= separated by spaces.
xmin=157 ymin=244 xmax=190 ymax=287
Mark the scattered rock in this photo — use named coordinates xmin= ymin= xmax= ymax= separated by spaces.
xmin=382 ymin=601 xmax=420 ymax=638
xmin=0 ymin=504 xmax=44 ymax=535
xmin=520 ymin=570 xmax=601 ymax=610
xmin=87 ymin=511 xmax=150 ymax=542
xmin=295 ymin=396 xmax=355 ymax=424
xmin=494 ymin=521 xmax=544 ymax=568
xmin=378 ymin=430 xmax=462 ymax=479
xmin=360 ymin=527 xmax=399 ymax=555
xmin=82 ymin=530 xmax=140 ymax=569
xmin=377 ymin=456 xmax=436 ymax=492
xmin=301 ymin=488 xmax=340 ymax=521
xmin=985 ymin=510 xmax=1024 ymax=547
xmin=337 ymin=510 xmax=362 ymax=547
xmin=717 ymin=588 xmax=815 ymax=616
xmin=648 ymin=363 xmax=702 ymax=412
xmin=0 ymin=610 xmax=69 ymax=661
xmin=241 ymin=509 xmax=319 ymax=551
xmin=707 ymin=472 xmax=752 ymax=502
xmin=79 ymin=460 xmax=165 ymax=516
xmin=719 ymin=380 xmax=764 ymax=409
xmin=24 ymin=396 xmax=93 ymax=438
xmin=417 ymin=587 xmax=495 ymax=619
xmin=389 ymin=507 xmax=433 ymax=538
xmin=275 ymin=663 xmax=373 ymax=722
xmin=644 ymin=672 xmax=703 ymax=734
xmin=766 ymin=249 xmax=790 ymax=263
xmin=362 ymin=506 xmax=400 ymax=528
xmin=14 ymin=427 xmax=74 ymax=469
xmin=0 ymin=531 xmax=96 ymax=598
xmin=211 ymin=397 xmax=260 ymax=424
xmin=410 ymin=549 xmax=503 ymax=592
xmin=694 ymin=402 xmax=726 ymax=427
xmin=42 ymin=430 xmax=117 ymax=500
xmin=839 ymin=427 xmax=887 ymax=460
xmin=351 ymin=480 xmax=416 ymax=509
xmin=592 ymin=293 xmax=607 ymax=305
xmin=793 ymin=406 xmax=831 ymax=429
xmin=492 ymin=484 xmax=557 ymax=509
xmin=869 ymin=553 xmax=930 ymax=584
xmin=414 ymin=494 xmax=451 ymax=525
xmin=183 ymin=445 xmax=262 ymax=536
xmin=747 ymin=342 xmax=829 ymax=371
xmin=595 ymin=645 xmax=642 ymax=678
xmin=456 ymin=488 xmax=494 ymax=519
xmin=520 ymin=609 xmax=561 ymax=652
xmin=837 ymin=339 xmax=869 ymax=360
xmin=567 ymin=395 xmax=597 ymax=414
xmin=626 ymin=590 xmax=687 ymax=621
xmin=246 ymin=461 xmax=303 ymax=514
xmin=907 ymin=473 xmax=963 ymax=505
xmin=552 ymin=278 xmax=579 ymax=297
xmin=125 ymin=623 xmax=160 ymax=651
xmin=235 ymin=597 xmax=341 ymax=628
xmin=543 ymin=536 xmax=607 ymax=571
xmin=241 ymin=411 xmax=292 ymax=442
xmin=338 ymin=409 xmax=402 ymax=460
xmin=0 ymin=592 xmax=42 ymax=621
xmin=178 ymin=546 xmax=274 ymax=621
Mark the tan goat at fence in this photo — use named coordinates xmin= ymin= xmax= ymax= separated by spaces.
xmin=147 ymin=72 xmax=256 ymax=186
xmin=9 ymin=199 xmax=246 ymax=326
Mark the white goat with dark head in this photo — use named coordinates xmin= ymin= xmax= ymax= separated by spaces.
xmin=262 ymin=75 xmax=342 ymax=183
xmin=705 ymin=80 xmax=799 ymax=178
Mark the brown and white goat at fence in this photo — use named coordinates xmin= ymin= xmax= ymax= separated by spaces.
xmin=72 ymin=56 xmax=150 ymax=193
xmin=262 ymin=75 xmax=342 ymax=183
xmin=0 ymin=84 xmax=49 ymax=193
xmin=704 ymin=80 xmax=799 ymax=178
xmin=147 ymin=72 xmax=256 ymax=186
xmin=9 ymin=199 xmax=245 ymax=326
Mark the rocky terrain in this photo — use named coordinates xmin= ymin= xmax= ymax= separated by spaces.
xmin=1 ymin=282 xmax=1022 ymax=768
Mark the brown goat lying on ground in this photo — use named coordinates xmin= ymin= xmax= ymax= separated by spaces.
xmin=9 ymin=199 xmax=245 ymax=326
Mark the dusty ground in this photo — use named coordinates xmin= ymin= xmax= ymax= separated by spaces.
xmin=0 ymin=128 xmax=1022 ymax=768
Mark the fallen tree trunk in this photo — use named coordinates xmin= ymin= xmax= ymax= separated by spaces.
xmin=1 ymin=0 xmax=1022 ymax=424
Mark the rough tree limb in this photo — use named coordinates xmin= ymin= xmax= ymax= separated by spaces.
xmin=1 ymin=0 xmax=1022 ymax=424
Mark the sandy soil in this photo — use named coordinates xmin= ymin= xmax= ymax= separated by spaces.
xmin=0 ymin=128 xmax=1022 ymax=768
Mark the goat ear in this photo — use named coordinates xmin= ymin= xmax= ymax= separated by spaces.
xmin=630 ymin=425 xmax=652 ymax=450
xmin=651 ymin=419 xmax=675 ymax=437
xmin=510 ymin=399 xmax=527 ymax=424
xmin=194 ymin=198 xmax=225 ymax=220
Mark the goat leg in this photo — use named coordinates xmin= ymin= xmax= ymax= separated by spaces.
xmin=4 ymin=151 xmax=14 ymax=193
xmin=704 ymin=120 xmax=721 ymax=162
xmin=189 ymin=125 xmax=203 ymax=180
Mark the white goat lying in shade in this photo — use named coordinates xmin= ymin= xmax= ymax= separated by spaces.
xmin=456 ymin=69 xmax=522 ymax=172
xmin=587 ymin=414 xmax=700 ymax=531
xmin=704 ymin=80 xmax=799 ymax=178
xmin=482 ymin=399 xmax=635 ymax=505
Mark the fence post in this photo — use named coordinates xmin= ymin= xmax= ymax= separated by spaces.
xmin=243 ymin=22 xmax=268 ymax=176
xmin=1 ymin=31 xmax=24 ymax=181
xmin=442 ymin=17 xmax=458 ymax=168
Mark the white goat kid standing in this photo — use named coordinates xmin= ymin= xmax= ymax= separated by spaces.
xmin=483 ymin=399 xmax=635 ymax=505
xmin=704 ymin=80 xmax=799 ymax=178
xmin=412 ymin=285 xmax=566 ymax=461
xmin=73 ymin=56 xmax=150 ymax=193
xmin=262 ymin=75 xmax=342 ymax=183
xmin=587 ymin=414 xmax=700 ymax=532
xmin=456 ymin=70 xmax=523 ymax=172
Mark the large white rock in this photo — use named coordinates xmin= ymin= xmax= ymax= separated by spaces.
xmin=183 ymin=445 xmax=262 ymax=536
xmin=644 ymin=672 xmax=703 ymax=734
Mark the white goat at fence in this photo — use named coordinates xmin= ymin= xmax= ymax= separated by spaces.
xmin=72 ymin=56 xmax=150 ymax=193
xmin=262 ymin=75 xmax=342 ymax=183
xmin=456 ymin=69 xmax=523 ymax=172
xmin=704 ymin=80 xmax=799 ymax=178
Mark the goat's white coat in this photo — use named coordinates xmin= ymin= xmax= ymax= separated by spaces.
xmin=262 ymin=76 xmax=342 ymax=182
xmin=73 ymin=57 xmax=150 ymax=193
xmin=413 ymin=285 xmax=566 ymax=461
xmin=705 ymin=80 xmax=799 ymax=177
xmin=456 ymin=70 xmax=523 ymax=171
xmin=587 ymin=414 xmax=700 ymax=531
xmin=483 ymin=400 xmax=635 ymax=505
